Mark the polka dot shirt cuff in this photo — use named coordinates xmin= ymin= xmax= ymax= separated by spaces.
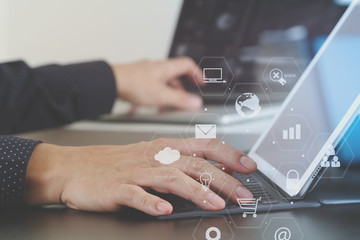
xmin=0 ymin=136 xmax=42 ymax=208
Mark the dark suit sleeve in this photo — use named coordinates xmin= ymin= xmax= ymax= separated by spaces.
xmin=0 ymin=136 xmax=41 ymax=208
xmin=0 ymin=60 xmax=117 ymax=134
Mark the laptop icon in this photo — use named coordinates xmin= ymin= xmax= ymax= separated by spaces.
xmin=202 ymin=68 xmax=226 ymax=83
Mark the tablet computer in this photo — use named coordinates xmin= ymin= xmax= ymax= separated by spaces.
xmin=248 ymin=0 xmax=360 ymax=199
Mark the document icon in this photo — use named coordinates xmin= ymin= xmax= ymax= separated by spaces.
xmin=195 ymin=124 xmax=216 ymax=139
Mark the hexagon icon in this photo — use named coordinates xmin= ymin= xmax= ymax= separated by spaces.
xmin=185 ymin=113 xmax=227 ymax=151
xmin=193 ymin=216 xmax=234 ymax=240
xmin=262 ymin=57 xmax=302 ymax=94
xmin=224 ymin=83 xmax=272 ymax=133
xmin=271 ymin=114 xmax=313 ymax=152
xmin=144 ymin=132 xmax=190 ymax=176
xmin=185 ymin=164 xmax=231 ymax=207
xmin=262 ymin=217 xmax=303 ymax=240
xmin=318 ymin=139 xmax=354 ymax=180
xmin=183 ymin=151 xmax=228 ymax=204
xmin=224 ymin=176 xmax=272 ymax=229
xmin=271 ymin=162 xmax=308 ymax=200
xmin=192 ymin=57 xmax=234 ymax=96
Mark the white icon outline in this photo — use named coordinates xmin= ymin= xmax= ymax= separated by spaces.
xmin=195 ymin=124 xmax=217 ymax=139
xmin=320 ymin=144 xmax=341 ymax=168
xmin=194 ymin=57 xmax=234 ymax=96
xmin=199 ymin=171 xmax=213 ymax=191
xmin=274 ymin=227 xmax=292 ymax=240
xmin=235 ymin=93 xmax=262 ymax=119
xmin=154 ymin=147 xmax=180 ymax=165
xmin=286 ymin=170 xmax=300 ymax=191
xmin=237 ymin=197 xmax=262 ymax=218
xmin=203 ymin=68 xmax=226 ymax=83
xmin=269 ymin=68 xmax=287 ymax=86
xmin=331 ymin=155 xmax=341 ymax=168
xmin=271 ymin=114 xmax=314 ymax=152
xmin=282 ymin=124 xmax=302 ymax=140
xmin=205 ymin=226 xmax=221 ymax=240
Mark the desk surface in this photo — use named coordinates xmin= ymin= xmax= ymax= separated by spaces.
xmin=2 ymin=123 xmax=359 ymax=240
xmin=0 ymin=204 xmax=360 ymax=240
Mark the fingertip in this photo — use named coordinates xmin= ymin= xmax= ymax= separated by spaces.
xmin=240 ymin=156 xmax=257 ymax=172
xmin=194 ymin=65 xmax=205 ymax=79
xmin=183 ymin=94 xmax=203 ymax=110
xmin=193 ymin=68 xmax=205 ymax=85
xmin=156 ymin=201 xmax=173 ymax=215
xmin=207 ymin=193 xmax=226 ymax=210
xmin=236 ymin=186 xmax=254 ymax=199
xmin=179 ymin=57 xmax=204 ymax=86
xmin=188 ymin=95 xmax=203 ymax=110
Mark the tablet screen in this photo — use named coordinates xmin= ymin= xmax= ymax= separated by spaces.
xmin=249 ymin=0 xmax=360 ymax=197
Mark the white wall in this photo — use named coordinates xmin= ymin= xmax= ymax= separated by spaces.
xmin=0 ymin=0 xmax=182 ymax=66
xmin=0 ymin=1 xmax=9 ymax=58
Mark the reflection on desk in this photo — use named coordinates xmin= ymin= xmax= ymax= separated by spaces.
xmin=1 ymin=204 xmax=360 ymax=240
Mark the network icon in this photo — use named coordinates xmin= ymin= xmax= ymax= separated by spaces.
xmin=320 ymin=144 xmax=341 ymax=168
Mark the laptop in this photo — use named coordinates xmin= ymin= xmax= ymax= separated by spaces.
xmin=158 ymin=0 xmax=360 ymax=220
xmin=102 ymin=0 xmax=347 ymax=125
xmin=169 ymin=0 xmax=345 ymax=101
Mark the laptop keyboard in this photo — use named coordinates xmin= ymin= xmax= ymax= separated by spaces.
xmin=235 ymin=173 xmax=279 ymax=205
xmin=161 ymin=173 xmax=280 ymax=214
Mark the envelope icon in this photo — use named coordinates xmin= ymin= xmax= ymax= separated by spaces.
xmin=195 ymin=124 xmax=216 ymax=139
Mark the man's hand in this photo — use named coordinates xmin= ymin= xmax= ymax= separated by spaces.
xmin=111 ymin=57 xmax=204 ymax=110
xmin=24 ymin=139 xmax=256 ymax=216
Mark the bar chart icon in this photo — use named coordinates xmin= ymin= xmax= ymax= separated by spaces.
xmin=282 ymin=124 xmax=301 ymax=140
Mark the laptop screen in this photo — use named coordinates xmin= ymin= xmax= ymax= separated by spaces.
xmin=248 ymin=0 xmax=360 ymax=197
xmin=170 ymin=0 xmax=348 ymax=99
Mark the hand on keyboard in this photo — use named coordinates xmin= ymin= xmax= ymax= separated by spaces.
xmin=25 ymin=138 xmax=257 ymax=216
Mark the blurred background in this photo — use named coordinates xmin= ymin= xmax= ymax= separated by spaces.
xmin=0 ymin=0 xmax=182 ymax=66
xmin=1 ymin=0 xmax=357 ymax=161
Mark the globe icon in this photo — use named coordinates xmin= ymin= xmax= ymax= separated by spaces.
xmin=235 ymin=93 xmax=261 ymax=118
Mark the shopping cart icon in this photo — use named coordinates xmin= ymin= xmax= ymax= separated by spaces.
xmin=236 ymin=197 xmax=261 ymax=218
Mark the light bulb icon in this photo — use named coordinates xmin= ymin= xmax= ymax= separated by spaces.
xmin=199 ymin=171 xmax=213 ymax=191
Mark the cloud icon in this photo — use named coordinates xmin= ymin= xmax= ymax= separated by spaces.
xmin=154 ymin=147 xmax=180 ymax=165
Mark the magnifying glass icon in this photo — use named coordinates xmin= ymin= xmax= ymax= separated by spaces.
xmin=269 ymin=68 xmax=287 ymax=86
xmin=205 ymin=227 xmax=221 ymax=240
